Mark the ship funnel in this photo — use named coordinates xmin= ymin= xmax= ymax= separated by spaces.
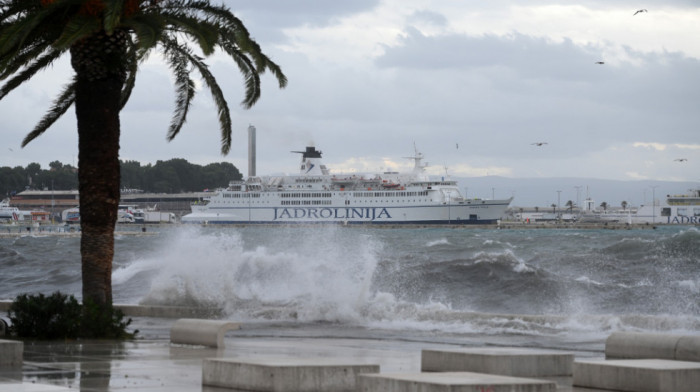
xmin=248 ymin=124 xmax=256 ymax=177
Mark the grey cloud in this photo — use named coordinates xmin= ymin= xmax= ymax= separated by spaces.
xmin=369 ymin=28 xmax=699 ymax=159
xmin=226 ymin=0 xmax=380 ymax=43
xmin=377 ymin=28 xmax=608 ymax=81
xmin=407 ymin=10 xmax=448 ymax=27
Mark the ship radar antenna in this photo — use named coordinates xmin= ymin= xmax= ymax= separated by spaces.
xmin=403 ymin=144 xmax=427 ymax=173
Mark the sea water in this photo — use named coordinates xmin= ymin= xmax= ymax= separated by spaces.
xmin=1 ymin=225 xmax=698 ymax=351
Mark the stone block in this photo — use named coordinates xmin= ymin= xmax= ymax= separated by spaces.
xmin=0 ymin=339 xmax=23 ymax=367
xmin=421 ymin=347 xmax=574 ymax=377
xmin=357 ymin=371 xmax=557 ymax=392
xmin=202 ymin=358 xmax=379 ymax=391
xmin=573 ymin=358 xmax=700 ymax=392
xmin=676 ymin=335 xmax=700 ymax=362
xmin=169 ymin=318 xmax=239 ymax=348
xmin=605 ymin=332 xmax=682 ymax=360
xmin=0 ymin=384 xmax=72 ymax=391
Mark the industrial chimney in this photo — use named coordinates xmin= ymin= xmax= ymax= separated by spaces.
xmin=247 ymin=124 xmax=256 ymax=177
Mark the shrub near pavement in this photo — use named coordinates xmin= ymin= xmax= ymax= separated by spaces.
xmin=8 ymin=292 xmax=137 ymax=340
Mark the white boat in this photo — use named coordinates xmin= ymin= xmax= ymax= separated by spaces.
xmin=0 ymin=199 xmax=51 ymax=223
xmin=61 ymin=207 xmax=80 ymax=224
xmin=182 ymin=146 xmax=512 ymax=225
xmin=0 ymin=199 xmax=21 ymax=222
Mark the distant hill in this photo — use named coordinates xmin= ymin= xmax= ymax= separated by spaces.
xmin=452 ymin=176 xmax=698 ymax=208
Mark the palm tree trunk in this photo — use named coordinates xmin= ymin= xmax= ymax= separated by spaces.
xmin=72 ymin=31 xmax=127 ymax=306
xmin=75 ymin=75 xmax=121 ymax=306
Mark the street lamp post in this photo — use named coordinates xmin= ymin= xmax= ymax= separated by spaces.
xmin=557 ymin=190 xmax=561 ymax=221
xmin=650 ymin=185 xmax=658 ymax=224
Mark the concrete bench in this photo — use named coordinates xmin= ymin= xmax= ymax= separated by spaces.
xmin=357 ymin=372 xmax=557 ymax=392
xmin=574 ymin=358 xmax=700 ymax=392
xmin=0 ymin=339 xmax=23 ymax=367
xmin=169 ymin=318 xmax=239 ymax=348
xmin=202 ymin=358 xmax=379 ymax=391
xmin=605 ymin=332 xmax=700 ymax=362
xmin=421 ymin=347 xmax=574 ymax=377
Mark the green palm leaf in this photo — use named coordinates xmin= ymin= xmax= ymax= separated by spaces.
xmin=21 ymin=78 xmax=76 ymax=147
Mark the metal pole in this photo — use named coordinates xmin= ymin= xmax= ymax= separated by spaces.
xmin=651 ymin=185 xmax=658 ymax=224
xmin=557 ymin=190 xmax=561 ymax=220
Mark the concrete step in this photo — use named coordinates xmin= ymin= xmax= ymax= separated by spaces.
xmin=357 ymin=371 xmax=557 ymax=392
xmin=169 ymin=318 xmax=239 ymax=348
xmin=421 ymin=347 xmax=574 ymax=377
xmin=605 ymin=332 xmax=700 ymax=362
xmin=0 ymin=384 xmax=72 ymax=391
xmin=202 ymin=358 xmax=379 ymax=391
xmin=0 ymin=339 xmax=22 ymax=367
xmin=573 ymin=358 xmax=700 ymax=392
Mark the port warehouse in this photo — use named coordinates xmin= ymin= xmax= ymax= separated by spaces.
xmin=8 ymin=190 xmax=211 ymax=219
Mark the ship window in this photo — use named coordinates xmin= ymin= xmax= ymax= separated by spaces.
xmin=661 ymin=208 xmax=671 ymax=217
xmin=677 ymin=208 xmax=688 ymax=216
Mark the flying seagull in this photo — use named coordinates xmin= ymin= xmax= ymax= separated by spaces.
xmin=531 ymin=142 xmax=548 ymax=146
xmin=595 ymin=61 xmax=604 ymax=64
xmin=633 ymin=9 xmax=648 ymax=15
xmin=674 ymin=158 xmax=688 ymax=162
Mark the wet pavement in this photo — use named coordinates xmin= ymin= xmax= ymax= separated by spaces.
xmin=0 ymin=317 xmax=610 ymax=391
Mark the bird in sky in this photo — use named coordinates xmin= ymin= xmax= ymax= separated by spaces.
xmin=633 ymin=9 xmax=648 ymax=15
xmin=8 ymin=147 xmax=13 ymax=151
xmin=595 ymin=61 xmax=605 ymax=64
xmin=456 ymin=143 xmax=459 ymax=149
xmin=674 ymin=158 xmax=688 ymax=162
xmin=532 ymin=142 xmax=548 ymax=146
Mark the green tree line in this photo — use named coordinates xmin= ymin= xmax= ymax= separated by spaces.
xmin=1 ymin=159 xmax=242 ymax=197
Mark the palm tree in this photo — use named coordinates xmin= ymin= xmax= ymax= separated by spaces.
xmin=621 ymin=201 xmax=628 ymax=211
xmin=0 ymin=1 xmax=286 ymax=310
xmin=565 ymin=200 xmax=574 ymax=213
xmin=600 ymin=202 xmax=608 ymax=211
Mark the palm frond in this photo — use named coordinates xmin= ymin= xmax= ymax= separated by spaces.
xmin=0 ymin=40 xmax=51 ymax=80
xmin=177 ymin=44 xmax=232 ymax=154
xmin=261 ymin=55 xmax=288 ymax=89
xmin=0 ymin=11 xmax=47 ymax=59
xmin=52 ymin=16 xmax=101 ymax=50
xmin=120 ymin=36 xmax=139 ymax=109
xmin=123 ymin=14 xmax=165 ymax=51
xmin=217 ymin=41 xmax=261 ymax=109
xmin=0 ymin=47 xmax=64 ymax=99
xmin=101 ymin=0 xmax=125 ymax=34
xmin=21 ymin=78 xmax=76 ymax=147
xmin=161 ymin=39 xmax=196 ymax=140
xmin=161 ymin=12 xmax=219 ymax=56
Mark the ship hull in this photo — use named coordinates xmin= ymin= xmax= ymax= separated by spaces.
xmin=182 ymin=202 xmax=510 ymax=225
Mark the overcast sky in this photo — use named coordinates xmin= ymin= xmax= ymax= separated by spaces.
xmin=3 ymin=1 xmax=699 ymax=190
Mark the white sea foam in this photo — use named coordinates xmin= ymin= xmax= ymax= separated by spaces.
xmin=91 ymin=225 xmax=700 ymax=341
xmin=575 ymin=276 xmax=603 ymax=286
xmin=426 ymin=238 xmax=449 ymax=247
xmin=135 ymin=226 xmax=385 ymax=322
xmin=677 ymin=280 xmax=699 ymax=293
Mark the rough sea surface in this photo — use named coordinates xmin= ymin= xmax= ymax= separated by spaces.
xmin=1 ymin=225 xmax=698 ymax=351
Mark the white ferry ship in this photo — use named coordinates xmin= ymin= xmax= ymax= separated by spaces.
xmin=580 ymin=189 xmax=700 ymax=225
xmin=182 ymin=146 xmax=512 ymax=225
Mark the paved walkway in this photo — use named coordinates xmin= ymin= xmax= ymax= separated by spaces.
xmin=0 ymin=317 xmax=610 ymax=391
